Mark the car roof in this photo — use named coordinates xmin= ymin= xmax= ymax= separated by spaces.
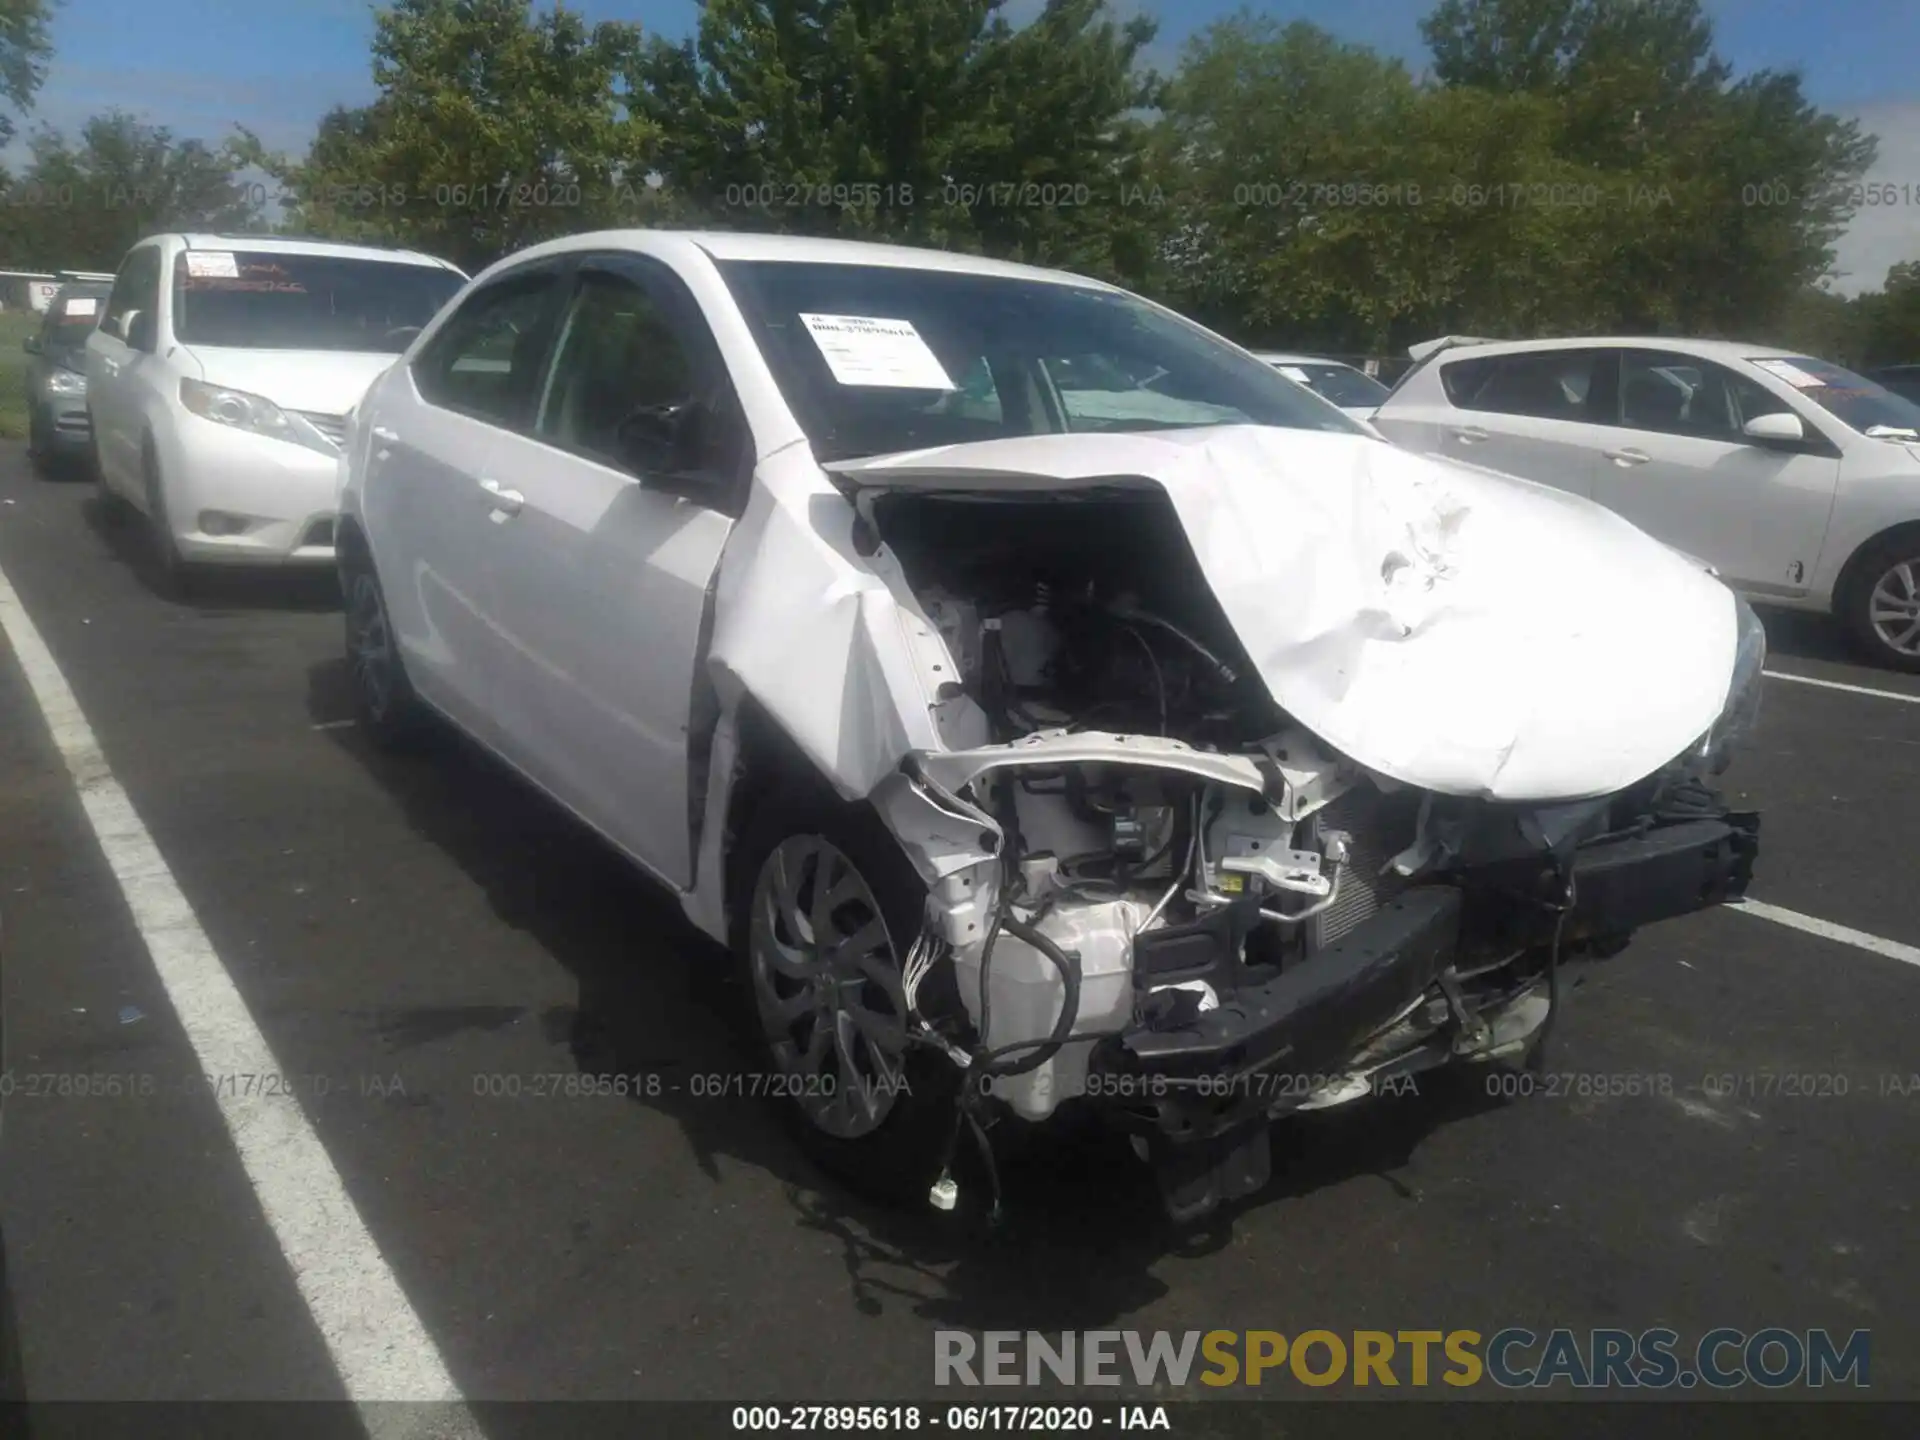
xmin=1423 ymin=335 xmax=1814 ymax=364
xmin=496 ymin=228 xmax=1118 ymax=290
xmin=174 ymin=233 xmax=463 ymax=273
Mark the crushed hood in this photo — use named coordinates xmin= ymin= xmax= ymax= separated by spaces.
xmin=830 ymin=425 xmax=1740 ymax=802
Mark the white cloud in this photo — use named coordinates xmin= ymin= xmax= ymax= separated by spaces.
xmin=1829 ymin=100 xmax=1920 ymax=296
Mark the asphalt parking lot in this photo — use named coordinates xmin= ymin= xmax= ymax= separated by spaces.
xmin=0 ymin=443 xmax=1916 ymax=1410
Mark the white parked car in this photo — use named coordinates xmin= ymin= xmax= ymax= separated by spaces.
xmin=1371 ymin=336 xmax=1920 ymax=671
xmin=84 ymin=233 xmax=467 ymax=593
xmin=1251 ymin=351 xmax=1391 ymax=421
xmin=338 ymin=232 xmax=1762 ymax=1225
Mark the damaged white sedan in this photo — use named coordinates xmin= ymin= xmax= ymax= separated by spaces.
xmin=337 ymin=231 xmax=1763 ymax=1225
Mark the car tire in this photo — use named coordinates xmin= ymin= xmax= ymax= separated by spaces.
xmin=141 ymin=439 xmax=197 ymax=599
xmin=26 ymin=410 xmax=50 ymax=473
xmin=728 ymin=786 xmax=962 ymax=1209
xmin=339 ymin=552 xmax=431 ymax=748
xmin=1842 ymin=530 xmax=1920 ymax=674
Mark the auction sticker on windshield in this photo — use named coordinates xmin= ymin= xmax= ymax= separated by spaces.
xmin=1277 ymin=365 xmax=1311 ymax=383
xmin=799 ymin=313 xmax=956 ymax=389
xmin=1751 ymin=358 xmax=1825 ymax=389
xmin=184 ymin=251 xmax=239 ymax=279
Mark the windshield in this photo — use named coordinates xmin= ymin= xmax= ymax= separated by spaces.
xmin=44 ymin=289 xmax=108 ymax=352
xmin=1267 ymin=360 xmax=1390 ymax=408
xmin=716 ymin=260 xmax=1363 ymax=460
xmin=171 ymin=250 xmax=466 ymax=352
xmin=1748 ymin=355 xmax=1920 ymax=435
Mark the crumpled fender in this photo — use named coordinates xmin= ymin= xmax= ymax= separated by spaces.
xmin=705 ymin=447 xmax=950 ymax=799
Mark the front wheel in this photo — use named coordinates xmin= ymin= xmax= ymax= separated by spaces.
xmin=141 ymin=442 xmax=196 ymax=599
xmin=728 ymin=788 xmax=960 ymax=1207
xmin=1843 ymin=534 xmax=1920 ymax=673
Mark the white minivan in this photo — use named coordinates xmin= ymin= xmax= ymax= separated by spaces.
xmin=85 ymin=233 xmax=467 ymax=593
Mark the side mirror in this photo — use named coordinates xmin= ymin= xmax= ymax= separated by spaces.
xmin=1743 ymin=411 xmax=1805 ymax=445
xmin=125 ymin=309 xmax=158 ymax=353
xmin=616 ymin=399 xmax=708 ymax=477
xmin=22 ymin=334 xmax=39 ymax=354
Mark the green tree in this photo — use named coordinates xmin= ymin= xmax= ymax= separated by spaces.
xmin=236 ymin=0 xmax=662 ymax=272
xmin=634 ymin=0 xmax=1160 ymax=278
xmin=1419 ymin=0 xmax=1875 ymax=335
xmin=1152 ymin=17 xmax=1606 ymax=352
xmin=0 ymin=111 xmax=260 ymax=271
xmin=1854 ymin=262 xmax=1920 ymax=368
xmin=0 ymin=0 xmax=55 ymax=147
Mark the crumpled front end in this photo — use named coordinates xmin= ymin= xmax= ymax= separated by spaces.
xmin=708 ymin=431 xmax=1765 ymax=1225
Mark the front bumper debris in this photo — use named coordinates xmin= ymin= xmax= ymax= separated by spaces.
xmin=1080 ymin=807 xmax=1760 ymax=1224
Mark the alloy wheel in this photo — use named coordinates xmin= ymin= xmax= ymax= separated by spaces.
xmin=747 ymin=835 xmax=911 ymax=1140
xmin=1868 ymin=557 xmax=1920 ymax=657
xmin=346 ymin=571 xmax=397 ymax=721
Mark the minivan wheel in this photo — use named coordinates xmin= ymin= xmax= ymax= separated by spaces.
xmin=729 ymin=788 xmax=961 ymax=1207
xmin=141 ymin=442 xmax=196 ymax=598
xmin=341 ymin=558 xmax=430 ymax=748
xmin=1844 ymin=534 xmax=1920 ymax=673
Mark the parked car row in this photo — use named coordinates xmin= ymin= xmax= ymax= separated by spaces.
xmin=21 ymin=229 xmax=1769 ymax=1226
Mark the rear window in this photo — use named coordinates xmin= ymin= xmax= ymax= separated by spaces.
xmin=1442 ymin=349 xmax=1606 ymax=420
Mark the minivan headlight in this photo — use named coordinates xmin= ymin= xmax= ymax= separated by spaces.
xmin=179 ymin=378 xmax=335 ymax=457
xmin=45 ymin=368 xmax=87 ymax=396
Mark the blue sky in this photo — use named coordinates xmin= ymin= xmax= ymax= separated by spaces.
xmin=21 ymin=0 xmax=1920 ymax=290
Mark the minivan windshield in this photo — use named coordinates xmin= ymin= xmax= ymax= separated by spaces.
xmin=716 ymin=260 xmax=1364 ymax=460
xmin=1748 ymin=355 xmax=1920 ymax=435
xmin=171 ymin=250 xmax=466 ymax=352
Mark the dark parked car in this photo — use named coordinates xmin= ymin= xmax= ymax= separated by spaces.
xmin=23 ymin=281 xmax=110 ymax=472
xmin=1869 ymin=365 xmax=1920 ymax=406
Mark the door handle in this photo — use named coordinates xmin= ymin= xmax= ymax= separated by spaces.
xmin=1604 ymin=447 xmax=1651 ymax=466
xmin=1450 ymin=426 xmax=1489 ymax=443
xmin=371 ymin=425 xmax=398 ymax=443
xmin=478 ymin=477 xmax=525 ymax=517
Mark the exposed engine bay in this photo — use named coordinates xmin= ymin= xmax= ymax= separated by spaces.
xmin=860 ymin=489 xmax=1763 ymax=1224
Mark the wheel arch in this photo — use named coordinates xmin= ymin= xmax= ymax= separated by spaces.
xmin=1834 ymin=518 xmax=1920 ymax=613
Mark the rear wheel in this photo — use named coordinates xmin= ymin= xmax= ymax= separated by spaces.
xmin=1842 ymin=531 xmax=1920 ymax=673
xmin=340 ymin=553 xmax=431 ymax=748
xmin=728 ymin=788 xmax=960 ymax=1207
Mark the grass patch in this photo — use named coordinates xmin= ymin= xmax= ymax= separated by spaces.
xmin=0 ymin=309 xmax=39 ymax=440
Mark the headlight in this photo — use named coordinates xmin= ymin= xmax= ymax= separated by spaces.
xmin=45 ymin=368 xmax=86 ymax=396
xmin=1692 ymin=598 xmax=1766 ymax=775
xmin=179 ymin=378 xmax=335 ymax=457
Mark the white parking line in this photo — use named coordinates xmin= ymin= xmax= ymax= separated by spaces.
xmin=1764 ymin=669 xmax=1920 ymax=704
xmin=0 ymin=563 xmax=483 ymax=1432
xmin=1728 ymin=898 xmax=1920 ymax=969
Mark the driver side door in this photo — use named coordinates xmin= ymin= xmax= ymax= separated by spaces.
xmin=484 ymin=253 xmax=749 ymax=888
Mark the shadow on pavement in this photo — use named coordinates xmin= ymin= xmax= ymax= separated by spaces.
xmin=305 ymin=656 xmax=1509 ymax=1330
xmin=78 ymin=494 xmax=341 ymax=614
xmin=1754 ymin=604 xmax=1865 ymax=669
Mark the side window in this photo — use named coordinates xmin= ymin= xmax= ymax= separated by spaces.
xmin=103 ymin=247 xmax=159 ymax=338
xmin=412 ymin=269 xmax=560 ymax=427
xmin=1621 ymin=350 xmax=1754 ymax=438
xmin=532 ymin=264 xmax=746 ymax=493
xmin=1452 ymin=349 xmax=1606 ymax=420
